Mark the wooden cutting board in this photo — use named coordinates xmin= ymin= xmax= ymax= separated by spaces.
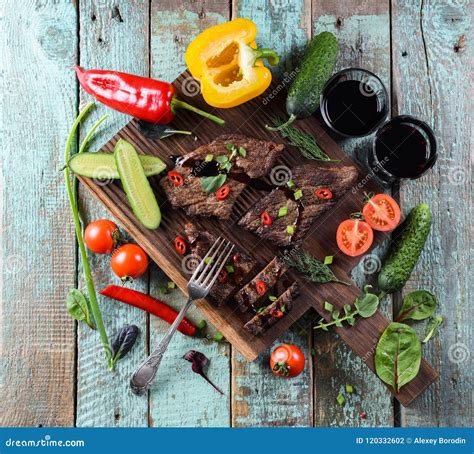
xmin=79 ymin=71 xmax=438 ymax=406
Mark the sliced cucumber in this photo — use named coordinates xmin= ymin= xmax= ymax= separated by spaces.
xmin=68 ymin=152 xmax=166 ymax=179
xmin=114 ymin=139 xmax=161 ymax=229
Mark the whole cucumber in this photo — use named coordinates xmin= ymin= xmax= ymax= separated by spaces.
xmin=286 ymin=31 xmax=339 ymax=119
xmin=378 ymin=204 xmax=432 ymax=294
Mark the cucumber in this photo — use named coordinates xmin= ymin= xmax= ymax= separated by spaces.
xmin=114 ymin=139 xmax=161 ymax=229
xmin=378 ymin=204 xmax=432 ymax=294
xmin=68 ymin=152 xmax=166 ymax=179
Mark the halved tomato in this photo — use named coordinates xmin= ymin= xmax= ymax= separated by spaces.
xmin=362 ymin=193 xmax=401 ymax=232
xmin=336 ymin=219 xmax=374 ymax=257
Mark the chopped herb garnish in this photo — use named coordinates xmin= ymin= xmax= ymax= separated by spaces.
xmin=324 ymin=301 xmax=334 ymax=312
xmin=294 ymin=189 xmax=303 ymax=200
xmin=197 ymin=320 xmax=207 ymax=330
xmin=345 ymin=384 xmax=354 ymax=393
xmin=222 ymin=161 xmax=232 ymax=172
xmin=324 ymin=255 xmax=333 ymax=265
xmin=238 ymin=146 xmax=247 ymax=157
xmin=269 ymin=295 xmax=277 ymax=302
xmin=213 ymin=332 xmax=224 ymax=342
xmin=225 ymin=265 xmax=235 ymax=273
xmin=336 ymin=392 xmax=345 ymax=406
xmin=278 ymin=206 xmax=288 ymax=217
xmin=226 ymin=143 xmax=236 ymax=151
xmin=159 ymin=286 xmax=168 ymax=295
xmin=204 ymin=257 xmax=213 ymax=265
xmin=281 ymin=305 xmax=287 ymax=313
xmin=205 ymin=154 xmax=214 ymax=162
xmin=287 ymin=225 xmax=295 ymax=235
xmin=256 ymin=307 xmax=266 ymax=314
xmin=287 ymin=179 xmax=295 ymax=188
xmin=216 ymin=155 xmax=229 ymax=164
xmin=167 ymin=281 xmax=176 ymax=289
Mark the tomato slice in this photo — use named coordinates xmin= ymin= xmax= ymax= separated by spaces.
xmin=336 ymin=219 xmax=374 ymax=257
xmin=362 ymin=193 xmax=401 ymax=232
xmin=217 ymin=269 xmax=228 ymax=284
xmin=315 ymin=188 xmax=333 ymax=200
xmin=261 ymin=211 xmax=272 ymax=226
xmin=256 ymin=280 xmax=267 ymax=295
xmin=174 ymin=236 xmax=187 ymax=255
xmin=216 ymin=184 xmax=230 ymax=201
xmin=168 ymin=171 xmax=184 ymax=187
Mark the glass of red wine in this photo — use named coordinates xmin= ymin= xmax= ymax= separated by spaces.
xmin=320 ymin=68 xmax=389 ymax=137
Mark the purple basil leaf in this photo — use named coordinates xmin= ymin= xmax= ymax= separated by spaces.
xmin=111 ymin=324 xmax=140 ymax=362
xmin=183 ymin=350 xmax=224 ymax=395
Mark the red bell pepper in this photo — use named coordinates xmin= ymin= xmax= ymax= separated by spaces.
xmin=75 ymin=66 xmax=224 ymax=126
xmin=100 ymin=285 xmax=197 ymax=337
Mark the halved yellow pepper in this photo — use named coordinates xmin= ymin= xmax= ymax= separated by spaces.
xmin=185 ymin=18 xmax=279 ymax=108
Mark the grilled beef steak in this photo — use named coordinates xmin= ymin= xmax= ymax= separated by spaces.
xmin=238 ymin=164 xmax=358 ymax=246
xmin=161 ymin=135 xmax=285 ymax=220
xmin=234 ymin=256 xmax=288 ymax=312
xmin=184 ymin=223 xmax=256 ymax=304
xmin=244 ymin=282 xmax=299 ymax=336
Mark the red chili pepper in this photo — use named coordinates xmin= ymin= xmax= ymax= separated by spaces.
xmin=256 ymin=280 xmax=267 ymax=295
xmin=315 ymin=188 xmax=333 ymax=200
xmin=75 ymin=66 xmax=224 ymax=126
xmin=217 ymin=269 xmax=228 ymax=284
xmin=233 ymin=254 xmax=239 ymax=264
xmin=261 ymin=211 xmax=272 ymax=226
xmin=100 ymin=285 xmax=196 ymax=336
xmin=168 ymin=171 xmax=184 ymax=187
xmin=174 ymin=236 xmax=187 ymax=255
xmin=270 ymin=309 xmax=284 ymax=318
xmin=216 ymin=184 xmax=230 ymax=201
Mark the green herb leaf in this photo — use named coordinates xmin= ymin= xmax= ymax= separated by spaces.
xmin=205 ymin=154 xmax=214 ymax=162
xmin=287 ymin=179 xmax=295 ymax=188
xmin=286 ymin=225 xmax=295 ymax=235
xmin=332 ymin=310 xmax=340 ymax=320
xmin=347 ymin=317 xmax=356 ymax=326
xmin=336 ymin=392 xmax=345 ymax=406
xmin=375 ymin=322 xmax=421 ymax=393
xmin=197 ymin=320 xmax=207 ymax=330
xmin=422 ymin=315 xmax=444 ymax=343
xmin=294 ymin=189 xmax=303 ymax=200
xmin=167 ymin=281 xmax=176 ymax=289
xmin=354 ymin=290 xmax=380 ymax=318
xmin=213 ymin=332 xmax=225 ymax=342
xmin=226 ymin=143 xmax=235 ymax=151
xmin=324 ymin=301 xmax=334 ymax=312
xmin=269 ymin=295 xmax=277 ymax=302
xmin=225 ymin=265 xmax=235 ymax=273
xmin=222 ymin=162 xmax=232 ymax=172
xmin=395 ymin=290 xmax=437 ymax=322
xmin=67 ymin=289 xmax=95 ymax=330
xmin=278 ymin=206 xmax=288 ymax=217
xmin=281 ymin=305 xmax=287 ymax=313
xmin=256 ymin=307 xmax=266 ymax=314
xmin=324 ymin=255 xmax=333 ymax=265
xmin=238 ymin=146 xmax=247 ymax=157
xmin=345 ymin=384 xmax=354 ymax=393
xmin=216 ymin=155 xmax=229 ymax=164
xmin=159 ymin=286 xmax=168 ymax=295
xmin=343 ymin=304 xmax=352 ymax=315
xmin=201 ymin=174 xmax=227 ymax=193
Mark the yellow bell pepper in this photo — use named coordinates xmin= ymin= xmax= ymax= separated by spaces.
xmin=185 ymin=18 xmax=279 ymax=108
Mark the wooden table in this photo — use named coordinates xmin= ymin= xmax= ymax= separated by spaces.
xmin=1 ymin=0 xmax=471 ymax=427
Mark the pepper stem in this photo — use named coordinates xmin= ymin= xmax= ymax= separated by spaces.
xmin=252 ymin=47 xmax=280 ymax=66
xmin=266 ymin=113 xmax=297 ymax=131
xmin=171 ymin=98 xmax=225 ymax=126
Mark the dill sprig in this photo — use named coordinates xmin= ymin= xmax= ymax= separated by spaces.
xmin=272 ymin=116 xmax=340 ymax=162
xmin=282 ymin=249 xmax=350 ymax=286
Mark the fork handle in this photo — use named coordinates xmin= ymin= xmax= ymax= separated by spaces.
xmin=130 ymin=297 xmax=194 ymax=395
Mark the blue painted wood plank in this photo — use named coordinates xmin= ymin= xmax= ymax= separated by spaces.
xmin=0 ymin=0 xmax=77 ymax=426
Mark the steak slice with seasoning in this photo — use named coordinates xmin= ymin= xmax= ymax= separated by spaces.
xmin=160 ymin=134 xmax=285 ymax=220
xmin=184 ymin=223 xmax=256 ymax=304
xmin=238 ymin=164 xmax=358 ymax=246
xmin=234 ymin=256 xmax=288 ymax=312
xmin=244 ymin=282 xmax=299 ymax=336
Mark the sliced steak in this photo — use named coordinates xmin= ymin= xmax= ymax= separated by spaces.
xmin=160 ymin=134 xmax=285 ymax=220
xmin=238 ymin=164 xmax=358 ymax=246
xmin=184 ymin=223 xmax=256 ymax=304
xmin=244 ymin=282 xmax=299 ymax=336
xmin=234 ymin=256 xmax=287 ymax=312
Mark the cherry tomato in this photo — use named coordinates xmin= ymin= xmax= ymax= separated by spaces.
xmin=174 ymin=236 xmax=187 ymax=255
xmin=336 ymin=219 xmax=374 ymax=257
xmin=261 ymin=211 xmax=272 ymax=226
xmin=168 ymin=171 xmax=184 ymax=187
xmin=256 ymin=280 xmax=267 ymax=295
xmin=216 ymin=184 xmax=230 ymax=201
xmin=362 ymin=193 xmax=401 ymax=232
xmin=111 ymin=244 xmax=148 ymax=281
xmin=217 ymin=269 xmax=228 ymax=284
xmin=270 ymin=344 xmax=305 ymax=378
xmin=84 ymin=219 xmax=119 ymax=254
xmin=314 ymin=187 xmax=333 ymax=200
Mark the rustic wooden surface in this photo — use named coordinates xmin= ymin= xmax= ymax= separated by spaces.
xmin=0 ymin=0 xmax=471 ymax=427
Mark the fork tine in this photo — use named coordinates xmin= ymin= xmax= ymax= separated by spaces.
xmin=193 ymin=237 xmax=227 ymax=285
xmin=190 ymin=236 xmax=223 ymax=282
xmin=203 ymin=242 xmax=234 ymax=289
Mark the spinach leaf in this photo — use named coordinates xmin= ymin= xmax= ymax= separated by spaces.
xmin=200 ymin=174 xmax=227 ymax=193
xmin=375 ymin=322 xmax=421 ymax=392
xmin=423 ymin=315 xmax=444 ymax=343
xmin=395 ymin=290 xmax=436 ymax=322
xmin=110 ymin=324 xmax=140 ymax=364
xmin=67 ymin=289 xmax=95 ymax=329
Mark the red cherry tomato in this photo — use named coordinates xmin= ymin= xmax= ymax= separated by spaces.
xmin=84 ymin=219 xmax=119 ymax=254
xmin=174 ymin=236 xmax=187 ymax=255
xmin=217 ymin=269 xmax=228 ymax=284
xmin=168 ymin=171 xmax=184 ymax=187
xmin=336 ymin=219 xmax=374 ymax=257
xmin=362 ymin=193 xmax=401 ymax=232
xmin=216 ymin=184 xmax=230 ymax=201
xmin=261 ymin=211 xmax=272 ymax=226
xmin=111 ymin=244 xmax=148 ymax=281
xmin=314 ymin=188 xmax=333 ymax=200
xmin=270 ymin=344 xmax=305 ymax=378
xmin=256 ymin=280 xmax=267 ymax=295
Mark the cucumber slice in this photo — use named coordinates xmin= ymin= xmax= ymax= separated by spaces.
xmin=114 ymin=140 xmax=161 ymax=229
xmin=68 ymin=152 xmax=166 ymax=179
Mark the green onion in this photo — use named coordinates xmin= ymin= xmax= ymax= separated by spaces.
xmin=225 ymin=265 xmax=235 ymax=273
xmin=287 ymin=179 xmax=295 ymax=188
xmin=287 ymin=225 xmax=295 ymax=235
xmin=278 ymin=206 xmax=288 ymax=217
xmin=294 ymin=189 xmax=303 ymax=200
xmin=336 ymin=392 xmax=345 ymax=406
xmin=213 ymin=332 xmax=224 ymax=342
xmin=324 ymin=255 xmax=333 ymax=265
xmin=256 ymin=307 xmax=266 ymax=314
xmin=345 ymin=384 xmax=354 ymax=393
xmin=204 ymin=257 xmax=213 ymax=265
xmin=205 ymin=154 xmax=214 ymax=162
xmin=167 ymin=281 xmax=176 ymax=289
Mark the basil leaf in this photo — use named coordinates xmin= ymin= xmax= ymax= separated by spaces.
xmin=324 ymin=301 xmax=333 ymax=313
xmin=216 ymin=155 xmax=229 ymax=164
xmin=395 ymin=290 xmax=436 ymax=322
xmin=67 ymin=289 xmax=95 ymax=329
xmin=110 ymin=324 xmax=140 ymax=362
xmin=354 ymin=292 xmax=379 ymax=318
xmin=375 ymin=322 xmax=421 ymax=392
xmin=423 ymin=315 xmax=444 ymax=343
xmin=201 ymin=174 xmax=227 ymax=193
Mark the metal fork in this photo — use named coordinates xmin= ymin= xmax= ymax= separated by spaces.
xmin=130 ymin=237 xmax=234 ymax=395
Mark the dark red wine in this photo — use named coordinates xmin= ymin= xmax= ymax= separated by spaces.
xmin=371 ymin=116 xmax=437 ymax=180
